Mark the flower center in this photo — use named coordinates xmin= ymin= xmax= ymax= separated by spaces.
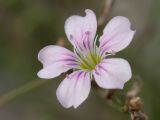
xmin=79 ymin=51 xmax=102 ymax=70
xmin=70 ymin=32 xmax=102 ymax=71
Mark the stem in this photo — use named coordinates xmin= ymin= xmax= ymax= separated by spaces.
xmin=98 ymin=0 xmax=116 ymax=27
xmin=0 ymin=38 xmax=65 ymax=107
xmin=125 ymin=76 xmax=148 ymax=120
xmin=0 ymin=79 xmax=50 ymax=107
xmin=92 ymin=76 xmax=148 ymax=120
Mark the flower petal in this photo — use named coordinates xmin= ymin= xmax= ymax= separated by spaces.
xmin=65 ymin=9 xmax=97 ymax=50
xmin=37 ymin=45 xmax=78 ymax=79
xmin=99 ymin=16 xmax=135 ymax=55
xmin=93 ymin=58 xmax=132 ymax=89
xmin=56 ymin=71 xmax=91 ymax=108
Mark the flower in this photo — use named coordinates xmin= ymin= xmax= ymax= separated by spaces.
xmin=37 ymin=9 xmax=135 ymax=108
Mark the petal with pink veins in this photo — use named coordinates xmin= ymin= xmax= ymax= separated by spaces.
xmin=65 ymin=9 xmax=97 ymax=50
xmin=56 ymin=71 xmax=91 ymax=108
xmin=99 ymin=16 xmax=135 ymax=55
xmin=93 ymin=58 xmax=132 ymax=89
xmin=37 ymin=45 xmax=78 ymax=79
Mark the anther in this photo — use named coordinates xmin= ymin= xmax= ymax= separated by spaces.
xmin=111 ymin=50 xmax=116 ymax=55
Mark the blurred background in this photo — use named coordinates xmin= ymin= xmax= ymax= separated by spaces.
xmin=0 ymin=0 xmax=160 ymax=120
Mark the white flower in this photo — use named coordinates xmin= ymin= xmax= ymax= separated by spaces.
xmin=37 ymin=9 xmax=135 ymax=108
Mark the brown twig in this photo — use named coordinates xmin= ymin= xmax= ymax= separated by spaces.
xmin=92 ymin=75 xmax=148 ymax=120
xmin=123 ymin=76 xmax=148 ymax=120
xmin=96 ymin=1 xmax=148 ymax=119
xmin=56 ymin=37 xmax=66 ymax=46
xmin=97 ymin=0 xmax=115 ymax=27
xmin=106 ymin=89 xmax=116 ymax=100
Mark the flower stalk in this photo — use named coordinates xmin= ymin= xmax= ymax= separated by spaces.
xmin=0 ymin=79 xmax=50 ymax=107
xmin=98 ymin=0 xmax=116 ymax=27
xmin=93 ymin=75 xmax=148 ymax=120
xmin=124 ymin=75 xmax=148 ymax=120
xmin=0 ymin=38 xmax=65 ymax=107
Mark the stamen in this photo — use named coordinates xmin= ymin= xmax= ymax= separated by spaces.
xmin=74 ymin=48 xmax=93 ymax=70
xmin=93 ymin=35 xmax=98 ymax=53
xmin=71 ymin=33 xmax=102 ymax=71
xmin=111 ymin=50 xmax=116 ymax=55
xmin=102 ymin=50 xmax=116 ymax=59
xmin=82 ymin=31 xmax=90 ymax=50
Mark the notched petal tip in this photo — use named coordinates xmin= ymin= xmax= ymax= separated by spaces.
xmin=37 ymin=70 xmax=43 ymax=78
xmin=37 ymin=45 xmax=54 ymax=62
xmin=132 ymin=30 xmax=136 ymax=35
xmin=73 ymin=104 xmax=79 ymax=109
xmin=84 ymin=9 xmax=95 ymax=16
xmin=99 ymin=16 xmax=136 ymax=54
xmin=37 ymin=69 xmax=55 ymax=79
xmin=37 ymin=45 xmax=77 ymax=79
xmin=64 ymin=9 xmax=97 ymax=48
